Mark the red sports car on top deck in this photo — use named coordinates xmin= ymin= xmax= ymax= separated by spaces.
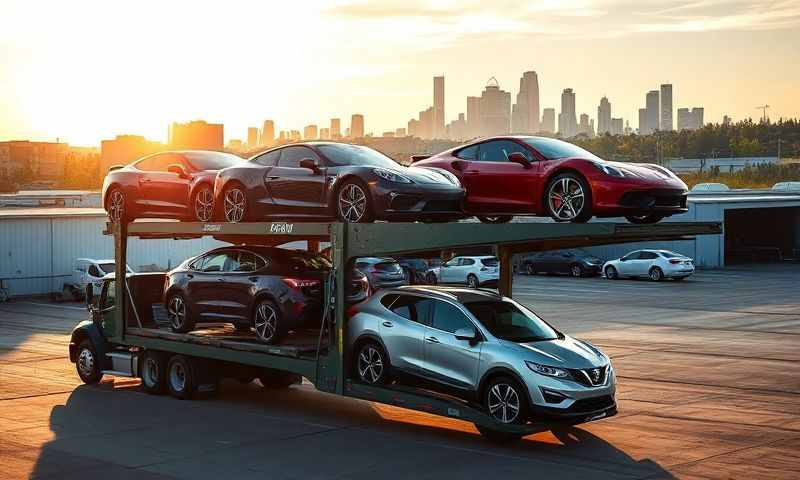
xmin=413 ymin=135 xmax=689 ymax=224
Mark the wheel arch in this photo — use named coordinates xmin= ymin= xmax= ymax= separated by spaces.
xmin=327 ymin=173 xmax=371 ymax=213
xmin=539 ymin=167 xmax=593 ymax=215
xmin=69 ymin=320 xmax=109 ymax=365
xmin=477 ymin=366 xmax=533 ymax=407
xmin=351 ymin=333 xmax=392 ymax=369
xmin=250 ymin=291 xmax=280 ymax=322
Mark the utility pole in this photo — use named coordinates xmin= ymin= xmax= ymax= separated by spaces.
xmin=756 ymin=105 xmax=770 ymax=123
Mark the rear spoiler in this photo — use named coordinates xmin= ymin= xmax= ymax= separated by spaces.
xmin=410 ymin=154 xmax=431 ymax=164
xmin=108 ymin=165 xmax=124 ymax=173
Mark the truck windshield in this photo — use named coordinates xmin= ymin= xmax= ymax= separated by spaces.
xmin=464 ymin=300 xmax=559 ymax=343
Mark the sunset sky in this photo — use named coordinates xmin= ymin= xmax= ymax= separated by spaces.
xmin=1 ymin=0 xmax=798 ymax=146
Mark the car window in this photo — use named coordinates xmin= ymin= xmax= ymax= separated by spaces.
xmin=659 ymin=251 xmax=681 ymax=258
xmin=455 ymin=145 xmax=478 ymax=160
xmin=477 ymin=140 xmax=532 ymax=163
xmin=481 ymin=258 xmax=498 ymax=267
xmin=252 ymin=149 xmax=281 ymax=166
xmin=522 ymin=137 xmax=603 ymax=161
xmin=279 ymin=146 xmax=320 ymax=168
xmin=88 ymin=265 xmax=102 ymax=277
xmin=444 ymin=258 xmax=460 ymax=267
xmin=465 ymin=300 xmax=559 ymax=342
xmin=622 ymin=251 xmax=641 ymax=261
xmin=431 ymin=300 xmax=473 ymax=333
xmin=200 ymin=253 xmax=227 ymax=272
xmin=388 ymin=295 xmax=433 ymax=325
xmin=136 ymin=153 xmax=181 ymax=172
xmin=462 ymin=258 xmax=475 ymax=266
xmin=184 ymin=151 xmax=241 ymax=170
xmin=226 ymin=251 xmax=263 ymax=272
xmin=639 ymin=251 xmax=659 ymax=260
xmin=317 ymin=144 xmax=399 ymax=168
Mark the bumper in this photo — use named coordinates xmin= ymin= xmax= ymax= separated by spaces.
xmin=371 ymin=183 xmax=466 ymax=221
xmin=593 ymin=181 xmax=689 ymax=217
xmin=664 ymin=266 xmax=695 ymax=277
xmin=523 ymin=365 xmax=617 ymax=425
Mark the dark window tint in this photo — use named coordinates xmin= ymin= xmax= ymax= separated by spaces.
xmin=380 ymin=294 xmax=399 ymax=309
xmin=200 ymin=253 xmax=227 ymax=272
xmin=622 ymin=251 xmax=641 ymax=261
xmin=465 ymin=300 xmax=559 ymax=342
xmin=431 ymin=300 xmax=473 ymax=333
xmin=98 ymin=263 xmax=115 ymax=274
xmin=455 ymin=145 xmax=478 ymax=160
xmin=639 ymin=251 xmax=659 ymax=260
xmin=184 ymin=151 xmax=241 ymax=170
xmin=285 ymin=254 xmax=331 ymax=272
xmin=136 ymin=154 xmax=179 ymax=172
xmin=227 ymin=251 xmax=264 ymax=272
xmin=252 ymin=149 xmax=281 ymax=166
xmin=461 ymin=258 xmax=475 ymax=266
xmin=659 ymin=251 xmax=681 ymax=258
xmin=387 ymin=295 xmax=433 ymax=325
xmin=88 ymin=265 xmax=102 ymax=277
xmin=477 ymin=140 xmax=532 ymax=162
xmin=480 ymin=258 xmax=498 ymax=267
xmin=279 ymin=146 xmax=320 ymax=168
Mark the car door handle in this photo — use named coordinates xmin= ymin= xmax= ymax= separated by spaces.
xmin=265 ymin=176 xmax=280 ymax=181
xmin=217 ymin=278 xmax=226 ymax=282
xmin=425 ymin=336 xmax=440 ymax=344
xmin=382 ymin=321 xmax=393 ymax=328
xmin=186 ymin=273 xmax=194 ymax=279
xmin=139 ymin=178 xmax=152 ymax=183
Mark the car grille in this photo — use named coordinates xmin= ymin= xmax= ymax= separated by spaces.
xmin=422 ymin=199 xmax=461 ymax=212
xmin=390 ymin=195 xmax=420 ymax=211
xmin=568 ymin=395 xmax=615 ymax=414
xmin=620 ymin=191 xmax=687 ymax=209
xmin=568 ymin=365 xmax=608 ymax=387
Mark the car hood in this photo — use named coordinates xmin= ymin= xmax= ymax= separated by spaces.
xmin=598 ymin=160 xmax=686 ymax=186
xmin=395 ymin=166 xmax=454 ymax=185
xmin=508 ymin=335 xmax=607 ymax=369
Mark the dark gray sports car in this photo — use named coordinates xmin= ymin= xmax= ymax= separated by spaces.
xmin=213 ymin=142 xmax=465 ymax=223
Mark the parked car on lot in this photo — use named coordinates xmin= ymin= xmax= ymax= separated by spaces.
xmin=354 ymin=257 xmax=407 ymax=290
xmin=102 ymin=150 xmax=243 ymax=223
xmin=430 ymin=255 xmax=498 ymax=288
xmin=603 ymin=249 xmax=694 ymax=281
xmin=394 ymin=257 xmax=430 ymax=284
xmin=521 ymin=249 xmax=604 ymax=277
xmin=213 ymin=142 xmax=465 ymax=223
xmin=63 ymin=258 xmax=133 ymax=301
xmin=163 ymin=246 xmax=369 ymax=343
xmin=414 ymin=135 xmax=688 ymax=224
xmin=348 ymin=286 xmax=617 ymax=426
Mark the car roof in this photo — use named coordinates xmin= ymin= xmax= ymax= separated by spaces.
xmin=389 ymin=285 xmax=503 ymax=303
xmin=75 ymin=258 xmax=115 ymax=264
xmin=357 ymin=257 xmax=397 ymax=263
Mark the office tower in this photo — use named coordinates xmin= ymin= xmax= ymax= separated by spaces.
xmin=511 ymin=71 xmax=540 ymax=134
xmin=446 ymin=113 xmax=468 ymax=140
xmin=597 ymin=96 xmax=611 ymax=135
xmin=645 ymin=90 xmax=660 ymax=134
xmin=611 ymin=118 xmax=623 ymax=136
xmin=660 ymin=84 xmax=673 ymax=131
xmin=247 ymin=127 xmax=259 ymax=147
xmin=319 ymin=127 xmax=330 ymax=140
xmin=303 ymin=125 xmax=318 ymax=139
xmin=433 ymin=76 xmax=445 ymax=139
xmin=395 ymin=128 xmax=406 ymax=137
xmin=261 ymin=120 xmax=275 ymax=146
xmin=466 ymin=96 xmax=481 ymax=138
xmin=350 ymin=114 xmax=364 ymax=138
xmin=330 ymin=118 xmax=341 ymax=139
xmin=541 ymin=108 xmax=556 ymax=134
xmin=169 ymin=120 xmax=224 ymax=150
xmin=677 ymin=107 xmax=704 ymax=130
xmin=624 ymin=120 xmax=632 ymax=136
xmin=478 ymin=77 xmax=511 ymax=137
xmin=407 ymin=118 xmax=419 ymax=138
xmin=419 ymin=107 xmax=434 ymax=139
xmin=289 ymin=130 xmax=302 ymax=141
xmin=638 ymin=108 xmax=647 ymax=135
xmin=692 ymin=108 xmax=704 ymax=129
xmin=558 ymin=88 xmax=577 ymax=138
xmin=578 ymin=113 xmax=593 ymax=137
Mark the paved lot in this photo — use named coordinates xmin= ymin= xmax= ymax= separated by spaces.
xmin=1 ymin=266 xmax=799 ymax=479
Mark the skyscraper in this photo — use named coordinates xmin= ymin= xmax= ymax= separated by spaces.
xmin=247 ymin=127 xmax=259 ymax=147
xmin=660 ymin=84 xmax=673 ymax=131
xmin=261 ymin=120 xmax=275 ymax=146
xmin=319 ymin=127 xmax=330 ymax=140
xmin=677 ymin=107 xmax=704 ymax=130
xmin=350 ymin=114 xmax=364 ymax=138
xmin=330 ymin=118 xmax=341 ymax=139
xmin=597 ymin=96 xmax=611 ymax=135
xmin=169 ymin=120 xmax=224 ymax=150
xmin=645 ymin=90 xmax=660 ymax=134
xmin=466 ymin=96 xmax=481 ymax=138
xmin=611 ymin=118 xmax=623 ymax=136
xmin=541 ymin=108 xmax=556 ymax=134
xmin=578 ymin=113 xmax=594 ymax=137
xmin=478 ymin=77 xmax=511 ymax=137
xmin=511 ymin=71 xmax=540 ymax=134
xmin=558 ymin=88 xmax=577 ymax=138
xmin=638 ymin=108 xmax=647 ymax=135
xmin=433 ymin=76 xmax=445 ymax=139
xmin=303 ymin=125 xmax=318 ymax=139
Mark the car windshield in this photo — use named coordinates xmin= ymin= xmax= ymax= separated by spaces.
xmin=523 ymin=137 xmax=603 ymax=162
xmin=465 ymin=300 xmax=559 ymax=342
xmin=98 ymin=263 xmax=133 ymax=274
xmin=287 ymin=254 xmax=332 ymax=272
xmin=317 ymin=144 xmax=401 ymax=169
xmin=659 ymin=251 xmax=682 ymax=258
xmin=184 ymin=151 xmax=242 ymax=170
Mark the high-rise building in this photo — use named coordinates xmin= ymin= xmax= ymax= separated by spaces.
xmin=541 ymin=108 xmax=556 ymax=134
xmin=645 ymin=90 xmax=660 ymax=134
xmin=597 ymin=96 xmax=611 ymax=136
xmin=350 ymin=114 xmax=364 ymax=138
xmin=330 ymin=118 xmax=341 ymax=139
xmin=677 ymin=107 xmax=705 ymax=131
xmin=395 ymin=128 xmax=406 ymax=137
xmin=660 ymin=84 xmax=673 ymax=131
xmin=692 ymin=108 xmax=704 ymax=129
xmin=247 ymin=127 xmax=259 ymax=147
xmin=578 ymin=113 xmax=594 ymax=137
xmin=558 ymin=88 xmax=577 ymax=138
xmin=466 ymin=96 xmax=481 ymax=138
xmin=261 ymin=120 xmax=275 ymax=146
xmin=433 ymin=76 xmax=445 ymax=139
xmin=319 ymin=127 xmax=330 ymax=140
xmin=100 ymin=135 xmax=164 ymax=175
xmin=477 ymin=77 xmax=511 ymax=137
xmin=169 ymin=120 xmax=224 ymax=150
xmin=611 ymin=118 xmax=624 ymax=136
xmin=511 ymin=71 xmax=540 ymax=134
xmin=446 ymin=113 xmax=468 ymax=140
xmin=289 ymin=130 xmax=302 ymax=141
xmin=303 ymin=125 xmax=318 ymax=139
xmin=638 ymin=108 xmax=647 ymax=135
xmin=407 ymin=118 xmax=419 ymax=138
xmin=419 ymin=107 xmax=435 ymax=139
xmin=624 ymin=120 xmax=632 ymax=136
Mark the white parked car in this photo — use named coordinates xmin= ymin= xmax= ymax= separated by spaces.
xmin=63 ymin=258 xmax=133 ymax=300
xmin=433 ymin=255 xmax=499 ymax=288
xmin=603 ymin=250 xmax=694 ymax=281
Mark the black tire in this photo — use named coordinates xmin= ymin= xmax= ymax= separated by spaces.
xmin=476 ymin=215 xmax=513 ymax=224
xmin=569 ymin=264 xmax=584 ymax=277
xmin=192 ymin=184 xmax=215 ymax=222
xmin=525 ymin=263 xmax=536 ymax=275
xmin=259 ymin=369 xmax=302 ymax=389
xmin=106 ymin=187 xmax=129 ymax=224
xmin=253 ymin=299 xmax=282 ymax=344
xmin=604 ymin=265 xmax=619 ymax=280
xmin=167 ymin=355 xmax=197 ymax=400
xmin=467 ymin=274 xmax=479 ymax=289
xmin=166 ymin=293 xmax=194 ymax=333
xmin=483 ymin=375 xmax=528 ymax=426
xmin=625 ymin=214 xmax=665 ymax=224
xmin=140 ymin=350 xmax=167 ymax=395
xmin=649 ymin=267 xmax=664 ymax=282
xmin=222 ymin=183 xmax=248 ymax=223
xmin=336 ymin=180 xmax=374 ymax=223
xmin=475 ymin=425 xmax=524 ymax=444
xmin=75 ymin=339 xmax=103 ymax=385
xmin=544 ymin=173 xmax=592 ymax=223
xmin=354 ymin=341 xmax=390 ymax=385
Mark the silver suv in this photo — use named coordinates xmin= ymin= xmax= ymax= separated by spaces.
xmin=348 ymin=286 xmax=616 ymax=426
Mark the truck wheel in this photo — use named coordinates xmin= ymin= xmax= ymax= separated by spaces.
xmin=259 ymin=369 xmax=302 ymax=389
xmin=167 ymin=355 xmax=198 ymax=400
xmin=167 ymin=294 xmax=195 ymax=333
xmin=140 ymin=351 xmax=166 ymax=394
xmin=75 ymin=339 xmax=103 ymax=385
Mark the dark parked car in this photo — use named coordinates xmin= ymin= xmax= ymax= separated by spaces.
xmin=163 ymin=246 xmax=368 ymax=344
xmin=394 ymin=257 xmax=430 ymax=284
xmin=354 ymin=257 xmax=407 ymax=290
xmin=213 ymin=142 xmax=465 ymax=223
xmin=521 ymin=249 xmax=604 ymax=277
xmin=102 ymin=150 xmax=243 ymax=223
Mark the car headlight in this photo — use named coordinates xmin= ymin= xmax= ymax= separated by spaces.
xmin=373 ymin=168 xmax=412 ymax=184
xmin=428 ymin=167 xmax=460 ymax=187
xmin=526 ymin=361 xmax=570 ymax=378
xmin=593 ymin=163 xmax=626 ymax=178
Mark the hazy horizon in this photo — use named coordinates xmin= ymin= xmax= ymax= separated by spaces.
xmin=1 ymin=0 xmax=799 ymax=146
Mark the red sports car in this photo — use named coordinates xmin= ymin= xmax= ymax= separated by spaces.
xmin=414 ymin=136 xmax=689 ymax=224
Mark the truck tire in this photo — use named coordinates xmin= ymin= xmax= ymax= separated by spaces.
xmin=167 ymin=355 xmax=198 ymax=400
xmin=75 ymin=339 xmax=103 ymax=385
xmin=140 ymin=351 xmax=167 ymax=395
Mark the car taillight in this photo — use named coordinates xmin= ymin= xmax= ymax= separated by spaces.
xmin=283 ymin=278 xmax=321 ymax=296
xmin=669 ymin=259 xmax=682 ymax=264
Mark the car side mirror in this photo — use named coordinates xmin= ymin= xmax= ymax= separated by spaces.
xmin=167 ymin=163 xmax=189 ymax=178
xmin=299 ymin=158 xmax=321 ymax=174
xmin=451 ymin=160 xmax=467 ymax=172
xmin=508 ymin=152 xmax=532 ymax=169
xmin=619 ymin=257 xmax=627 ymax=262
xmin=454 ymin=327 xmax=479 ymax=342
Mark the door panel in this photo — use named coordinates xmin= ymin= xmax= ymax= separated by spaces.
xmin=380 ymin=296 xmax=432 ymax=374
xmin=423 ymin=300 xmax=481 ymax=390
xmin=462 ymin=140 xmax=541 ymax=212
xmin=137 ymin=154 xmax=191 ymax=216
xmin=267 ymin=146 xmax=327 ymax=216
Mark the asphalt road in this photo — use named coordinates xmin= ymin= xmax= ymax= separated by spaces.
xmin=1 ymin=266 xmax=798 ymax=479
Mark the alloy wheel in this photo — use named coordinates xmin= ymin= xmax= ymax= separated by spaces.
xmin=108 ymin=190 xmax=125 ymax=223
xmin=357 ymin=346 xmax=384 ymax=384
xmin=169 ymin=362 xmax=186 ymax=392
xmin=488 ymin=382 xmax=521 ymax=424
xmin=605 ymin=266 xmax=618 ymax=279
xmin=571 ymin=265 xmax=582 ymax=277
xmin=548 ymin=177 xmax=585 ymax=221
xmin=77 ymin=347 xmax=95 ymax=379
xmin=650 ymin=268 xmax=663 ymax=281
xmin=143 ymin=357 xmax=159 ymax=388
xmin=526 ymin=264 xmax=535 ymax=275
xmin=224 ymin=187 xmax=246 ymax=223
xmin=194 ymin=187 xmax=214 ymax=222
xmin=168 ymin=296 xmax=186 ymax=330
xmin=467 ymin=275 xmax=479 ymax=288
xmin=254 ymin=303 xmax=278 ymax=343
xmin=338 ymin=184 xmax=367 ymax=222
